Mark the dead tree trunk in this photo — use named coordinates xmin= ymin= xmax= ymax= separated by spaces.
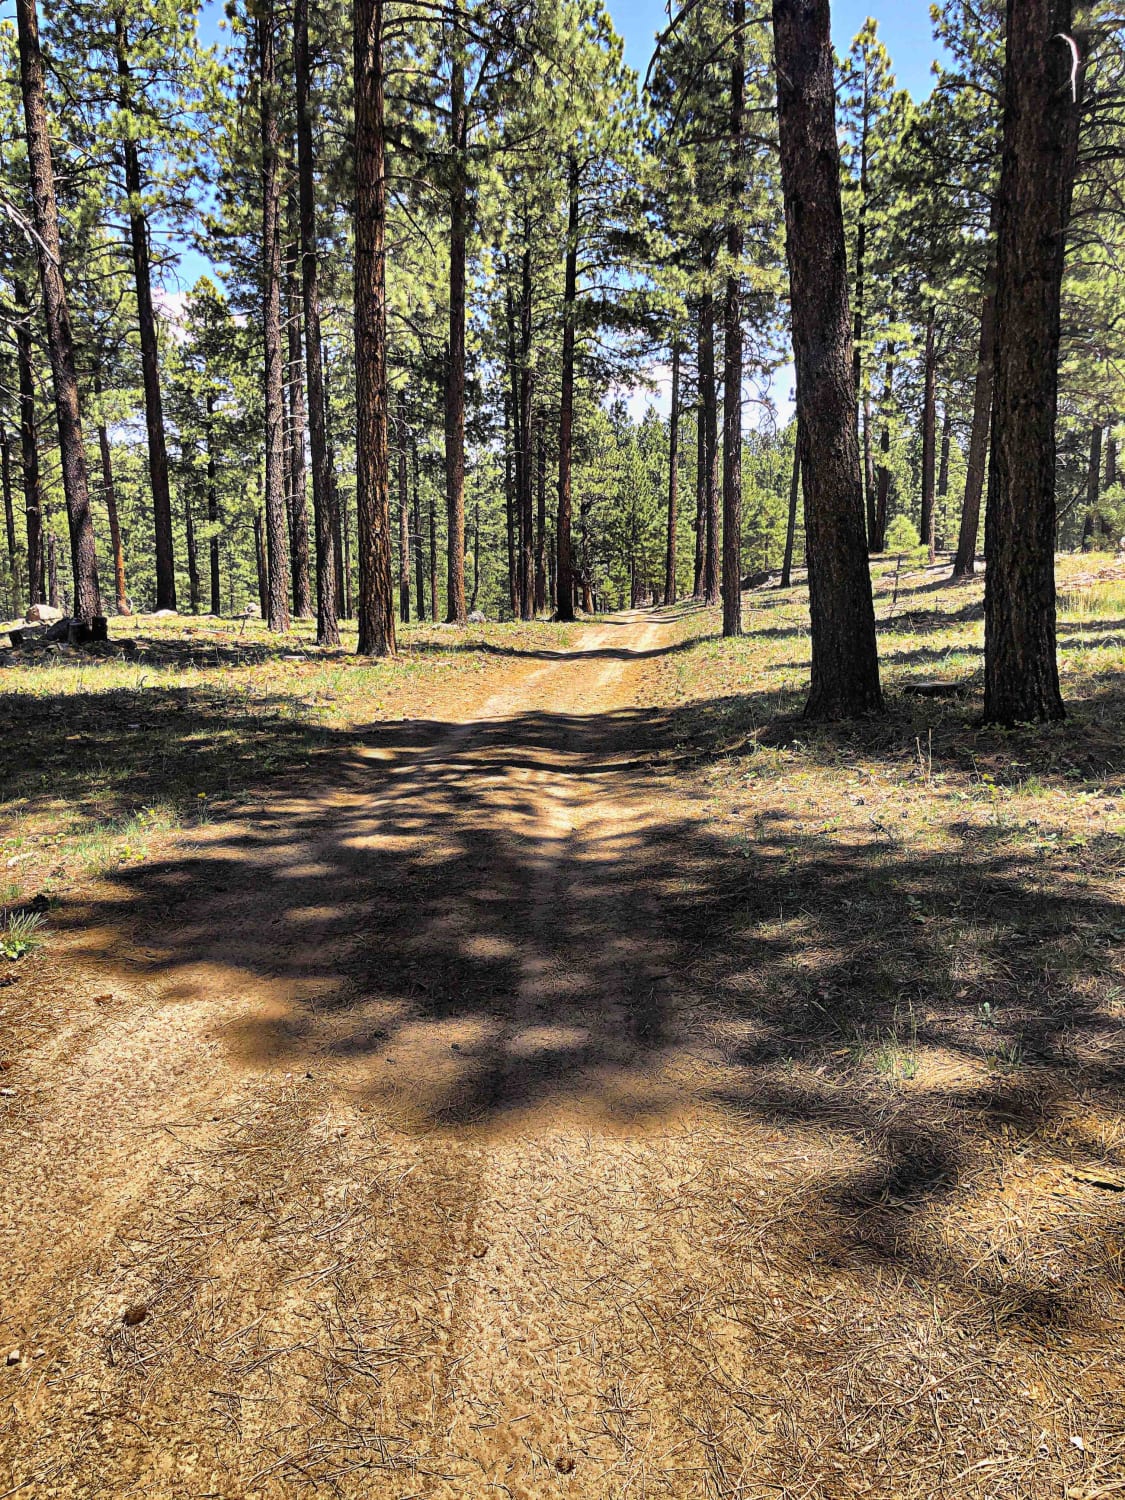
xmin=773 ymin=0 xmax=881 ymax=718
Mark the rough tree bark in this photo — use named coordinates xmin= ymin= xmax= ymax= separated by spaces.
xmin=259 ymin=0 xmax=291 ymax=632
xmin=353 ymin=0 xmax=395 ymax=654
xmin=952 ymin=283 xmax=995 ymax=578
xmin=699 ymin=279 xmax=720 ymax=606
xmin=294 ymin=0 xmax=340 ymax=646
xmin=773 ymin=0 xmax=881 ymax=718
xmin=983 ymin=0 xmax=1080 ymax=724
xmin=693 ymin=350 xmax=705 ymax=597
xmin=721 ymin=0 xmax=744 ymax=638
xmin=664 ymin=340 xmax=680 ymax=605
xmin=16 ymin=0 xmax=100 ymax=623
xmin=556 ymin=150 xmax=579 ymax=622
xmin=444 ymin=0 xmax=468 ymax=625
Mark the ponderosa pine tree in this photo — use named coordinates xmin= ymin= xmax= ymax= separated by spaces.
xmin=354 ymin=0 xmax=395 ymax=655
xmin=14 ymin=0 xmax=100 ymax=624
xmin=772 ymin=0 xmax=881 ymax=718
xmin=983 ymin=0 xmax=1082 ymax=723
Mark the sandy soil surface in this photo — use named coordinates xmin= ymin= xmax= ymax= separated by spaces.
xmin=1 ymin=611 xmax=1122 ymax=1499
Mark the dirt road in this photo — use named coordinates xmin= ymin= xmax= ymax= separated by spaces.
xmin=1 ymin=612 xmax=1121 ymax=1498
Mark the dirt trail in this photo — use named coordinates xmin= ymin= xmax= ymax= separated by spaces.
xmin=1 ymin=611 xmax=1122 ymax=1498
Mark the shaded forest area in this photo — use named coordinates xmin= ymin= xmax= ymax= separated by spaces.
xmin=0 ymin=0 xmax=1122 ymax=723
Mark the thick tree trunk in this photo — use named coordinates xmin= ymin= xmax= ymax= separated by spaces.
xmin=14 ymin=282 xmax=42 ymax=608
xmin=259 ymin=1 xmax=291 ymax=632
xmin=556 ymin=150 xmax=579 ymax=622
xmin=781 ymin=424 xmax=800 ymax=588
xmin=353 ymin=0 xmax=395 ymax=654
xmin=205 ymin=394 xmax=219 ymax=615
xmin=919 ymin=309 xmax=937 ymax=561
xmin=664 ymin=340 xmax=680 ymax=605
xmin=285 ymin=225 xmax=312 ymax=618
xmin=773 ymin=0 xmax=881 ymax=718
xmin=398 ymin=395 xmax=410 ymax=622
xmin=983 ymin=0 xmax=1080 ymax=724
xmin=721 ymin=0 xmax=745 ymax=638
xmin=700 ymin=282 xmax=720 ymax=605
xmin=1082 ymin=422 xmax=1103 ymax=549
xmin=16 ymin=0 xmax=100 ymax=623
xmin=444 ymin=0 xmax=468 ymax=625
xmin=952 ymin=287 xmax=995 ymax=578
xmin=115 ymin=17 xmax=174 ymax=613
xmin=535 ymin=412 xmax=547 ymax=613
xmin=295 ymin=0 xmax=339 ymax=646
xmin=1 ymin=426 xmax=18 ymax=615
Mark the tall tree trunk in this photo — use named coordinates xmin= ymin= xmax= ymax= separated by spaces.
xmin=535 ymin=412 xmax=547 ymax=613
xmin=398 ymin=394 xmax=410 ymax=621
xmin=780 ymin=423 xmax=800 ymax=588
xmin=429 ymin=482 xmax=438 ymax=621
xmin=259 ymin=0 xmax=291 ymax=632
xmin=721 ymin=0 xmax=745 ymax=638
xmin=693 ymin=336 xmax=705 ymax=596
xmin=1 ymin=426 xmax=18 ymax=615
xmin=773 ymin=0 xmax=881 ymax=718
xmin=983 ymin=0 xmax=1080 ymax=724
xmin=184 ymin=486 xmax=200 ymax=612
xmin=470 ymin=496 xmax=480 ymax=610
xmin=518 ymin=242 xmax=534 ymax=620
xmin=14 ymin=281 xmax=42 ymax=608
xmin=412 ymin=432 xmax=425 ymax=619
xmin=295 ymin=0 xmax=340 ymax=646
xmin=699 ymin=280 xmax=720 ymax=605
xmin=1082 ymin=421 xmax=1103 ymax=549
xmin=664 ymin=340 xmax=680 ymax=605
xmin=444 ymin=0 xmax=468 ymax=625
xmin=952 ymin=286 xmax=996 ymax=578
xmin=353 ymin=0 xmax=395 ymax=654
xmin=854 ymin=95 xmax=876 ymax=547
xmin=919 ymin=308 xmax=937 ymax=561
xmin=503 ymin=392 xmax=516 ymax=614
xmin=205 ymin=393 xmax=220 ymax=615
xmin=94 ymin=374 xmax=128 ymax=614
xmin=323 ymin=342 xmax=347 ymax=619
xmin=16 ymin=0 xmax=100 ymax=623
xmin=115 ymin=16 xmax=174 ymax=613
xmin=556 ymin=149 xmax=579 ymax=622
xmin=285 ymin=221 xmax=312 ymax=618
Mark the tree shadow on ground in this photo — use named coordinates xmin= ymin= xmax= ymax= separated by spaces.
xmin=48 ymin=684 xmax=1125 ymax=1347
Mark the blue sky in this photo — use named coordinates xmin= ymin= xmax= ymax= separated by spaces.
xmin=607 ymin=0 xmax=947 ymax=99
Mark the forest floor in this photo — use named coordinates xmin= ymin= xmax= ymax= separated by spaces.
xmin=1 ymin=554 xmax=1124 ymax=1499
